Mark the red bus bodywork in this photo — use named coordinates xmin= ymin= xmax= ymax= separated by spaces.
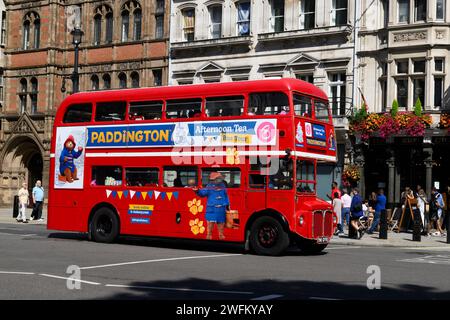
xmin=48 ymin=79 xmax=338 ymax=253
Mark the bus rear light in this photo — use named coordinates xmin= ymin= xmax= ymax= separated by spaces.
xmin=299 ymin=216 xmax=304 ymax=225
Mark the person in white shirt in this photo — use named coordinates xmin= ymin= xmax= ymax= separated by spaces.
xmin=341 ymin=189 xmax=352 ymax=229
xmin=333 ymin=192 xmax=344 ymax=235
xmin=17 ymin=182 xmax=29 ymax=223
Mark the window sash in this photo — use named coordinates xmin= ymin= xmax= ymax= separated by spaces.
xmin=237 ymin=2 xmax=251 ymax=35
xmin=436 ymin=0 xmax=445 ymax=20
xmin=414 ymin=0 xmax=426 ymax=21
xmin=398 ymin=0 xmax=410 ymax=22
xmin=434 ymin=77 xmax=443 ymax=108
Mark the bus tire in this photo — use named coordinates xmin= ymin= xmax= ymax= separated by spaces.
xmin=249 ymin=216 xmax=289 ymax=256
xmin=297 ymin=241 xmax=327 ymax=255
xmin=89 ymin=207 xmax=119 ymax=243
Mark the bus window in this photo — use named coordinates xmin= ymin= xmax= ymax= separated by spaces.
xmin=201 ymin=168 xmax=241 ymax=188
xmin=205 ymin=96 xmax=244 ymax=117
xmin=129 ymin=101 xmax=163 ymax=120
xmin=95 ymin=101 xmax=127 ymax=122
xmin=248 ymin=92 xmax=289 ymax=115
xmin=249 ymin=174 xmax=266 ymax=189
xmin=126 ymin=168 xmax=159 ymax=187
xmin=293 ymin=94 xmax=312 ymax=118
xmin=163 ymin=166 xmax=198 ymax=187
xmin=63 ymin=103 xmax=92 ymax=123
xmin=296 ymin=160 xmax=315 ymax=193
xmin=91 ymin=166 xmax=123 ymax=186
xmin=268 ymin=159 xmax=293 ymax=190
xmin=314 ymin=100 xmax=331 ymax=123
xmin=166 ymin=98 xmax=202 ymax=119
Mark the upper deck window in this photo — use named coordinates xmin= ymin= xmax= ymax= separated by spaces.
xmin=314 ymin=100 xmax=331 ymax=123
xmin=129 ymin=101 xmax=163 ymax=120
xmin=63 ymin=103 xmax=92 ymax=123
xmin=293 ymin=94 xmax=312 ymax=118
xmin=205 ymin=96 xmax=243 ymax=117
xmin=95 ymin=101 xmax=127 ymax=122
xmin=248 ymin=92 xmax=289 ymax=115
xmin=166 ymin=98 xmax=202 ymax=119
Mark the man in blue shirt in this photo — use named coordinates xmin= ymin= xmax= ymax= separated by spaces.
xmin=368 ymin=189 xmax=386 ymax=234
xmin=31 ymin=180 xmax=45 ymax=222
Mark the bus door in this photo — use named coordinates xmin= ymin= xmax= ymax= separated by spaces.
xmin=246 ymin=157 xmax=268 ymax=214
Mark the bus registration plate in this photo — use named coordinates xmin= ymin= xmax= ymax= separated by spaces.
xmin=317 ymin=237 xmax=328 ymax=244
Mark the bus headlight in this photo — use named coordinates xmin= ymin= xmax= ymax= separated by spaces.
xmin=299 ymin=216 xmax=304 ymax=225
xmin=333 ymin=216 xmax=337 ymax=224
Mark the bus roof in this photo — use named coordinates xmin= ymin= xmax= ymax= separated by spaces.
xmin=59 ymin=78 xmax=328 ymax=107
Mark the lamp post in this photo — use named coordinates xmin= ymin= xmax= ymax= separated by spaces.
xmin=70 ymin=27 xmax=83 ymax=93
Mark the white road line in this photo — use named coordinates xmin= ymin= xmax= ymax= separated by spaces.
xmin=105 ymin=284 xmax=253 ymax=295
xmin=309 ymin=296 xmax=341 ymax=300
xmin=0 ymin=232 xmax=37 ymax=237
xmin=0 ymin=271 xmax=35 ymax=275
xmin=80 ymin=253 xmax=242 ymax=270
xmin=326 ymin=246 xmax=362 ymax=250
xmin=251 ymin=294 xmax=283 ymax=300
xmin=39 ymin=273 xmax=101 ymax=285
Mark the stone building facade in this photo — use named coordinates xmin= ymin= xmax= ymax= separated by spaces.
xmin=0 ymin=0 xmax=170 ymax=205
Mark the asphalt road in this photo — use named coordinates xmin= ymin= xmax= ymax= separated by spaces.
xmin=0 ymin=222 xmax=450 ymax=300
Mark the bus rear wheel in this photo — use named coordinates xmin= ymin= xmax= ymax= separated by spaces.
xmin=89 ymin=208 xmax=119 ymax=243
xmin=249 ymin=216 xmax=289 ymax=256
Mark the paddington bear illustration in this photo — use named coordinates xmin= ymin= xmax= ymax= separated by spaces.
xmin=59 ymin=135 xmax=83 ymax=183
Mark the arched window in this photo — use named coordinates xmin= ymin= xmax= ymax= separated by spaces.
xmin=105 ymin=12 xmax=113 ymax=43
xmin=131 ymin=72 xmax=140 ymax=88
xmin=33 ymin=19 xmax=40 ymax=48
xmin=118 ymin=73 xmax=127 ymax=89
xmin=23 ymin=12 xmax=40 ymax=50
xmin=23 ymin=20 xmax=30 ymax=49
xmin=133 ymin=9 xmax=142 ymax=40
xmin=91 ymin=75 xmax=99 ymax=90
xmin=19 ymin=78 xmax=27 ymax=113
xmin=30 ymin=77 xmax=38 ymax=114
xmin=93 ymin=14 xmax=102 ymax=45
xmin=121 ymin=10 xmax=130 ymax=42
xmin=103 ymin=74 xmax=111 ymax=89
xmin=20 ymin=78 xmax=27 ymax=92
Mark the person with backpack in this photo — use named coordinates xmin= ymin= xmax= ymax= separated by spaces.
xmin=31 ymin=180 xmax=45 ymax=222
xmin=350 ymin=188 xmax=364 ymax=239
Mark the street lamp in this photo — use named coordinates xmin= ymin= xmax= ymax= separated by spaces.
xmin=70 ymin=27 xmax=84 ymax=93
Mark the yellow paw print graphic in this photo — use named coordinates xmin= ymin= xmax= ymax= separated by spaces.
xmin=226 ymin=147 xmax=240 ymax=165
xmin=187 ymin=198 xmax=203 ymax=215
xmin=189 ymin=218 xmax=205 ymax=235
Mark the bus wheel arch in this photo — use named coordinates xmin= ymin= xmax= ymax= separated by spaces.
xmin=245 ymin=209 xmax=291 ymax=256
xmin=88 ymin=203 xmax=121 ymax=243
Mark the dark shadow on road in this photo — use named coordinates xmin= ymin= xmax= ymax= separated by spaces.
xmin=97 ymin=277 xmax=450 ymax=300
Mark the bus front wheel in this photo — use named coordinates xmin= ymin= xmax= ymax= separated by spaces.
xmin=249 ymin=216 xmax=289 ymax=256
xmin=89 ymin=208 xmax=119 ymax=243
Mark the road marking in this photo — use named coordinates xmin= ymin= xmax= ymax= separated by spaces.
xmin=80 ymin=253 xmax=242 ymax=270
xmin=326 ymin=246 xmax=362 ymax=250
xmin=0 ymin=232 xmax=37 ymax=237
xmin=251 ymin=294 xmax=283 ymax=300
xmin=398 ymin=255 xmax=450 ymax=265
xmin=309 ymin=296 xmax=341 ymax=300
xmin=0 ymin=271 xmax=35 ymax=275
xmin=400 ymin=247 xmax=450 ymax=250
xmin=104 ymin=284 xmax=253 ymax=295
xmin=39 ymin=273 xmax=101 ymax=285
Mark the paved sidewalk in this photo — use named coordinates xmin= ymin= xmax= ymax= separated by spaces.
xmin=0 ymin=207 xmax=47 ymax=225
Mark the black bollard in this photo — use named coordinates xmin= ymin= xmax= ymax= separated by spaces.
xmin=412 ymin=209 xmax=421 ymax=242
xmin=349 ymin=220 xmax=357 ymax=239
xmin=379 ymin=209 xmax=388 ymax=239
xmin=447 ymin=213 xmax=450 ymax=244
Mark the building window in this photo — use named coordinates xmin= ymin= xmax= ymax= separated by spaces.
xmin=155 ymin=0 xmax=164 ymax=39
xmin=23 ymin=12 xmax=40 ymax=50
xmin=299 ymin=0 xmax=315 ymax=29
xmin=209 ymin=6 xmax=222 ymax=39
xmin=153 ymin=69 xmax=162 ymax=86
xmin=329 ymin=73 xmax=346 ymax=116
xmin=380 ymin=79 xmax=387 ymax=112
xmin=270 ymin=0 xmax=284 ymax=32
xmin=331 ymin=0 xmax=347 ymax=26
xmin=396 ymin=79 xmax=408 ymax=109
xmin=414 ymin=0 xmax=426 ymax=21
xmin=381 ymin=0 xmax=389 ymax=27
xmin=1 ymin=11 xmax=6 ymax=45
xmin=182 ymin=8 xmax=195 ymax=41
xmin=133 ymin=9 xmax=142 ymax=40
xmin=413 ymin=60 xmax=425 ymax=73
xmin=23 ymin=21 xmax=30 ymax=49
xmin=436 ymin=0 xmax=445 ymax=20
xmin=19 ymin=78 xmax=27 ymax=113
xmin=118 ymin=73 xmax=127 ymax=89
xmin=30 ymin=78 xmax=38 ymax=114
xmin=435 ymin=58 xmax=445 ymax=72
xmin=103 ymin=74 xmax=111 ymax=89
xmin=121 ymin=10 xmax=130 ymax=42
xmin=131 ymin=72 xmax=140 ymax=88
xmin=397 ymin=60 xmax=408 ymax=74
xmin=296 ymin=74 xmax=314 ymax=83
xmin=413 ymin=78 xmax=425 ymax=107
xmin=398 ymin=0 xmax=410 ymax=23
xmin=93 ymin=14 xmax=101 ymax=45
xmin=434 ymin=77 xmax=443 ymax=108
xmin=91 ymin=75 xmax=99 ymax=90
xmin=33 ymin=19 xmax=40 ymax=49
xmin=237 ymin=1 xmax=251 ymax=36
xmin=105 ymin=12 xmax=113 ymax=43
xmin=0 ymin=70 xmax=4 ymax=101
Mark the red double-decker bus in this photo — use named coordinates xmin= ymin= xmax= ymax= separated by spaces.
xmin=48 ymin=78 xmax=337 ymax=255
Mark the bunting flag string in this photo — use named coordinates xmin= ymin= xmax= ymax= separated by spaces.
xmin=154 ymin=191 xmax=161 ymax=200
xmin=130 ymin=190 xmax=136 ymax=199
xmin=106 ymin=189 xmax=183 ymax=202
xmin=106 ymin=190 xmax=112 ymax=198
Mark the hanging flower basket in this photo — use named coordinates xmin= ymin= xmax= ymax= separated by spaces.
xmin=342 ymin=165 xmax=360 ymax=188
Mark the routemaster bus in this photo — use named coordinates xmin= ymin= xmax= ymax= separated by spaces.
xmin=48 ymin=78 xmax=338 ymax=256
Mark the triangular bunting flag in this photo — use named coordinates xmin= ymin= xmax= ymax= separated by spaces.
xmin=123 ymin=190 xmax=129 ymax=199
xmin=117 ymin=191 xmax=123 ymax=199
xmin=148 ymin=191 xmax=153 ymax=199
xmin=173 ymin=191 xmax=179 ymax=200
xmin=167 ymin=192 xmax=173 ymax=201
xmin=154 ymin=191 xmax=160 ymax=200
xmin=142 ymin=192 xmax=147 ymax=200
xmin=111 ymin=191 xmax=117 ymax=199
xmin=160 ymin=192 xmax=166 ymax=200
xmin=106 ymin=190 xmax=112 ymax=198
xmin=130 ymin=190 xmax=136 ymax=199
xmin=135 ymin=192 xmax=141 ymax=200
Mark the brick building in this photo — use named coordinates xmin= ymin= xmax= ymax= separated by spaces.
xmin=0 ymin=0 xmax=170 ymax=205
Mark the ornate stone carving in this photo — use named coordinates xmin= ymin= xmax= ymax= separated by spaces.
xmin=436 ymin=31 xmax=445 ymax=39
xmin=393 ymin=31 xmax=427 ymax=42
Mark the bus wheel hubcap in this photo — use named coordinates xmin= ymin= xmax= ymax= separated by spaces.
xmin=258 ymin=224 xmax=278 ymax=247
xmin=97 ymin=215 xmax=112 ymax=236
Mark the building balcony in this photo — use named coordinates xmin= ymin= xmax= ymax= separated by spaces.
xmin=171 ymin=36 xmax=252 ymax=58
xmin=258 ymin=25 xmax=352 ymax=43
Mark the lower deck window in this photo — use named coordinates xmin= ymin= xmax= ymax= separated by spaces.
xmin=296 ymin=160 xmax=315 ymax=193
xmin=201 ymin=168 xmax=241 ymax=188
xmin=91 ymin=166 xmax=122 ymax=186
xmin=126 ymin=168 xmax=159 ymax=187
xmin=163 ymin=167 xmax=198 ymax=187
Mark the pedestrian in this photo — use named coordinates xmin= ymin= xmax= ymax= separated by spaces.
xmin=31 ymin=180 xmax=45 ymax=222
xmin=327 ymin=181 xmax=341 ymax=201
xmin=193 ymin=172 xmax=230 ymax=240
xmin=367 ymin=189 xmax=386 ymax=234
xmin=428 ymin=187 xmax=445 ymax=236
xmin=17 ymin=182 xmax=29 ymax=223
xmin=333 ymin=191 xmax=343 ymax=235
xmin=341 ymin=189 xmax=352 ymax=229
xmin=417 ymin=188 xmax=428 ymax=233
xmin=350 ymin=188 xmax=364 ymax=239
